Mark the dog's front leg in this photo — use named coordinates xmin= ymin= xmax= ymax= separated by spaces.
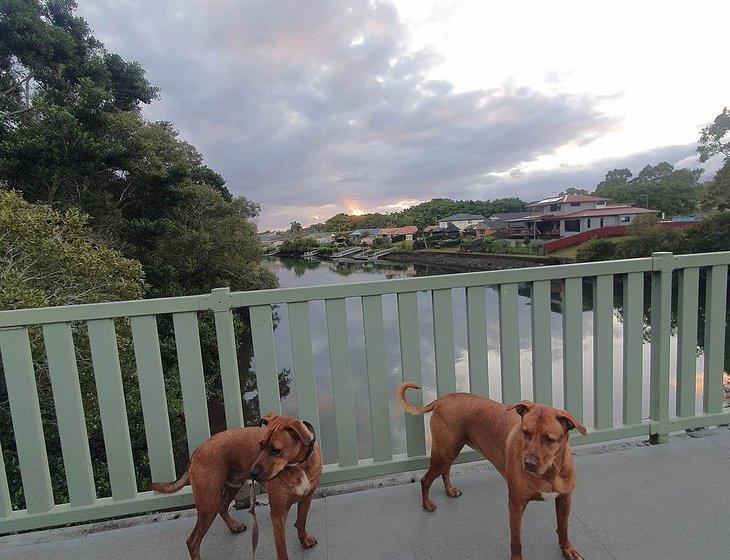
xmin=555 ymin=494 xmax=583 ymax=560
xmin=295 ymin=494 xmax=318 ymax=548
xmin=508 ymin=495 xmax=527 ymax=560
xmin=270 ymin=504 xmax=291 ymax=560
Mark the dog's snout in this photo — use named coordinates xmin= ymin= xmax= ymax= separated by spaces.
xmin=523 ymin=455 xmax=539 ymax=473
xmin=249 ymin=465 xmax=262 ymax=481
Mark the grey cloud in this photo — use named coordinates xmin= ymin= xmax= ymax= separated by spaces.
xmin=80 ymin=0 xmax=624 ymax=227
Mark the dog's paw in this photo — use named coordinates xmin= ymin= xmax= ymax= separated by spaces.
xmin=446 ymin=487 xmax=462 ymax=498
xmin=228 ymin=521 xmax=247 ymax=534
xmin=561 ymin=543 xmax=584 ymax=560
xmin=299 ymin=533 xmax=318 ymax=549
xmin=422 ymin=500 xmax=437 ymax=512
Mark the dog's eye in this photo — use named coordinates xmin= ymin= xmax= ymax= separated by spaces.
xmin=522 ymin=429 xmax=531 ymax=438
xmin=269 ymin=448 xmax=281 ymax=456
xmin=544 ymin=436 xmax=556 ymax=444
xmin=258 ymin=442 xmax=266 ymax=450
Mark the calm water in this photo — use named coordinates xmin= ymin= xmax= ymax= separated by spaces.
xmin=263 ymin=257 xmax=700 ymax=464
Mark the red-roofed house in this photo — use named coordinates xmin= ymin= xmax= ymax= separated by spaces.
xmin=380 ymin=226 xmax=418 ymax=242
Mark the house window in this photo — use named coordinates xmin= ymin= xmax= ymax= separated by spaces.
xmin=600 ymin=218 xmax=604 ymax=227
xmin=564 ymin=219 xmax=580 ymax=232
xmin=587 ymin=219 xmax=591 ymax=228
xmin=570 ymin=202 xmax=581 ymax=207
xmin=549 ymin=204 xmax=560 ymax=212
xmin=620 ymin=215 xmax=631 ymax=223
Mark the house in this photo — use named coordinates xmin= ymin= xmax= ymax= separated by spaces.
xmin=380 ymin=226 xmax=418 ymax=242
xmin=349 ymin=228 xmax=382 ymax=243
xmin=437 ymin=213 xmax=485 ymax=230
xmin=507 ymin=194 xmax=614 ymax=237
xmin=555 ymin=205 xmax=661 ymax=237
xmin=311 ymin=232 xmax=334 ymax=244
xmin=474 ymin=222 xmax=496 ymax=238
xmin=423 ymin=225 xmax=440 ymax=234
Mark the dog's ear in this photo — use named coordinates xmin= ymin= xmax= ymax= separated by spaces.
xmin=259 ymin=412 xmax=278 ymax=427
xmin=285 ymin=420 xmax=315 ymax=447
xmin=555 ymin=410 xmax=587 ymax=435
xmin=506 ymin=400 xmax=535 ymax=417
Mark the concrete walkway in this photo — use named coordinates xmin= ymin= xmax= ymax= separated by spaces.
xmin=3 ymin=427 xmax=729 ymax=560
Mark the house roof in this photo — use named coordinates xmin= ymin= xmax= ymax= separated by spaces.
xmin=423 ymin=225 xmax=440 ymax=233
xmin=528 ymin=194 xmax=611 ymax=207
xmin=350 ymin=228 xmax=382 ymax=236
xmin=381 ymin=226 xmax=418 ymax=235
xmin=555 ymin=206 xmax=660 ymax=220
xmin=438 ymin=213 xmax=485 ymax=222
xmin=483 ymin=212 xmax=532 ymax=227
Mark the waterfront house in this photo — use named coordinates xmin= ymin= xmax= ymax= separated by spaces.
xmin=380 ymin=226 xmax=418 ymax=242
xmin=437 ymin=213 xmax=485 ymax=230
xmin=349 ymin=228 xmax=382 ymax=244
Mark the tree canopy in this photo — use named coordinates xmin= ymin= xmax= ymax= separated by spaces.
xmin=593 ymin=162 xmax=701 ymax=216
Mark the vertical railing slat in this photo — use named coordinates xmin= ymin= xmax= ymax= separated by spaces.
xmin=397 ymin=292 xmax=427 ymax=457
xmin=530 ymin=280 xmax=552 ymax=405
xmin=0 ymin=327 xmax=54 ymax=513
xmin=562 ymin=277 xmax=584 ymax=421
xmin=130 ymin=315 xmax=176 ymax=483
xmin=87 ymin=319 xmax=137 ymax=501
xmin=466 ymin=286 xmax=489 ymax=397
xmin=288 ymin=302 xmax=320 ymax=435
xmin=172 ymin=312 xmax=211 ymax=452
xmin=703 ymin=264 xmax=728 ymax=414
xmin=212 ymin=303 xmax=244 ymax=428
xmin=622 ymin=272 xmax=644 ymax=425
xmin=0 ymin=438 xmax=11 ymax=517
xmin=43 ymin=322 xmax=96 ymax=507
xmin=499 ymin=283 xmax=521 ymax=404
xmin=362 ymin=295 xmax=393 ymax=462
xmin=593 ymin=275 xmax=614 ymax=430
xmin=432 ymin=289 xmax=456 ymax=396
xmin=676 ymin=268 xmax=699 ymax=417
xmin=325 ymin=298 xmax=358 ymax=467
xmin=649 ymin=254 xmax=673 ymax=430
xmin=249 ymin=305 xmax=282 ymax=416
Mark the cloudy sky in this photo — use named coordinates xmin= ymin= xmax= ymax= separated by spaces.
xmin=78 ymin=0 xmax=728 ymax=229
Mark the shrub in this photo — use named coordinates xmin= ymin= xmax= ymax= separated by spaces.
xmin=576 ymin=238 xmax=618 ymax=262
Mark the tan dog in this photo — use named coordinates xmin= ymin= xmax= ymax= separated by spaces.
xmin=151 ymin=413 xmax=321 ymax=560
xmin=397 ymin=382 xmax=586 ymax=560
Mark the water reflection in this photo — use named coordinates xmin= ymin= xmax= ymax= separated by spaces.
xmin=263 ymin=257 xmax=706 ymax=465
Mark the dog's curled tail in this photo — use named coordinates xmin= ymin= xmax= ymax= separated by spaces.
xmin=150 ymin=470 xmax=190 ymax=494
xmin=397 ymin=382 xmax=438 ymax=416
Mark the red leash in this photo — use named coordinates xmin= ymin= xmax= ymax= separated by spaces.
xmin=249 ymin=482 xmax=259 ymax=559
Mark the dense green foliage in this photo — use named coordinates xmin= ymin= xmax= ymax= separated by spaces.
xmin=278 ymin=236 xmax=319 ymax=255
xmin=323 ymin=197 xmax=526 ymax=231
xmin=0 ymin=190 xmax=146 ymax=308
xmin=594 ymin=162 xmax=701 ymax=217
xmin=576 ymin=213 xmax=730 ymax=262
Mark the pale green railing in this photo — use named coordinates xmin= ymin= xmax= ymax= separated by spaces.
xmin=0 ymin=251 xmax=728 ymax=533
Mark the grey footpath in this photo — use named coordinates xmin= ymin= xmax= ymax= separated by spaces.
xmin=2 ymin=427 xmax=729 ymax=560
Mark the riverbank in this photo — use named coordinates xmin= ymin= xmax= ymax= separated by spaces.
xmin=381 ymin=250 xmax=565 ymax=271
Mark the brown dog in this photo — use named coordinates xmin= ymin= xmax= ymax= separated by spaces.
xmin=151 ymin=413 xmax=322 ymax=560
xmin=397 ymin=382 xmax=586 ymax=560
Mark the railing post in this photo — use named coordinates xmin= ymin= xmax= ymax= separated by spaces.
xmin=649 ymin=252 xmax=674 ymax=444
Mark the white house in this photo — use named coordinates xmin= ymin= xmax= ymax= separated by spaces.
xmin=556 ymin=205 xmax=661 ymax=237
xmin=437 ymin=213 xmax=485 ymax=230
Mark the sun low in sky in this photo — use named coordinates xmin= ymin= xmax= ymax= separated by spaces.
xmin=79 ymin=0 xmax=728 ymax=229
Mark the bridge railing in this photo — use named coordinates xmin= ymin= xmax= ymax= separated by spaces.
xmin=0 ymin=251 xmax=728 ymax=533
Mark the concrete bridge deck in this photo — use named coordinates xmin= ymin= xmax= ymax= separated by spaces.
xmin=3 ymin=427 xmax=729 ymax=560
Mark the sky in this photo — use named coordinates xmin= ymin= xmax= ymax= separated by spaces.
xmin=77 ymin=0 xmax=729 ymax=229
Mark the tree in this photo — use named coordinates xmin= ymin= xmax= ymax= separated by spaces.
xmin=594 ymin=163 xmax=700 ymax=216
xmin=699 ymin=162 xmax=730 ymax=213
xmin=0 ymin=189 xmax=145 ymax=309
xmin=289 ymin=221 xmax=303 ymax=234
xmin=697 ymin=107 xmax=730 ymax=163
xmin=559 ymin=187 xmax=589 ymax=195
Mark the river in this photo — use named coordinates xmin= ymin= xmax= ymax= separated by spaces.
xmin=263 ymin=256 xmax=702 ymax=464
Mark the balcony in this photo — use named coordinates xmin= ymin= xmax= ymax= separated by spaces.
xmin=1 ymin=251 xmax=729 ymax=558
